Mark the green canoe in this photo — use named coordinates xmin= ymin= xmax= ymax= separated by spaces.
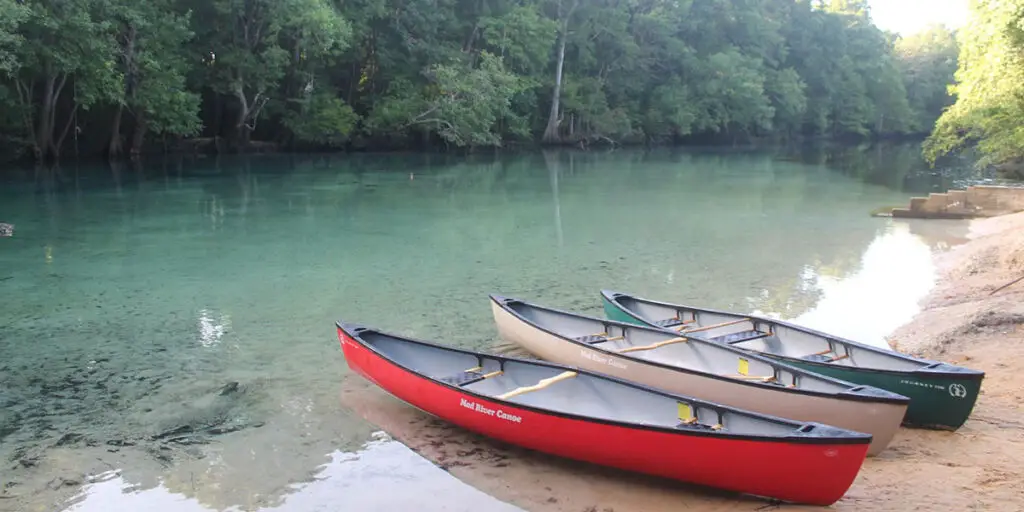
xmin=601 ymin=290 xmax=984 ymax=430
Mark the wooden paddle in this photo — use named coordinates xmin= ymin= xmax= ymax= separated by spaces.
xmin=679 ymin=318 xmax=750 ymax=334
xmin=497 ymin=371 xmax=578 ymax=400
xmin=617 ymin=336 xmax=688 ymax=353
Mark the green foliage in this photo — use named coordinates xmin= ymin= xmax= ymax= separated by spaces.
xmin=692 ymin=48 xmax=775 ymax=134
xmin=0 ymin=0 xmax=969 ymax=158
xmin=480 ymin=6 xmax=558 ymax=75
xmin=643 ymin=78 xmax=697 ymax=140
xmin=14 ymin=0 xmax=122 ymax=101
xmin=283 ymin=91 xmax=359 ymax=146
xmin=765 ymin=68 xmax=808 ymax=134
xmin=367 ymin=52 xmax=526 ymax=147
xmin=0 ymin=0 xmax=30 ymax=75
xmin=924 ymin=1 xmax=1024 ymax=167
xmin=111 ymin=0 xmax=202 ymax=138
xmin=896 ymin=25 xmax=959 ymax=132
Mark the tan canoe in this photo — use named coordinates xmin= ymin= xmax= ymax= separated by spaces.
xmin=489 ymin=295 xmax=910 ymax=456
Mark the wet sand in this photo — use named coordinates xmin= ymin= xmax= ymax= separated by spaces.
xmin=341 ymin=212 xmax=1024 ymax=511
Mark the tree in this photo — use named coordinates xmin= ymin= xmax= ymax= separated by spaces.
xmin=925 ymin=0 xmax=1024 ymax=167
xmin=9 ymin=0 xmax=121 ymax=162
xmin=365 ymin=51 xmax=526 ymax=147
xmin=896 ymin=24 xmax=959 ymax=132
xmin=189 ymin=0 xmax=352 ymax=149
xmin=107 ymin=0 xmax=200 ymax=158
xmin=541 ymin=0 xmax=580 ymax=143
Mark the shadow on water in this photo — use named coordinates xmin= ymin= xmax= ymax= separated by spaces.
xmin=0 ymin=142 xmax=982 ymax=511
xmin=777 ymin=140 xmax=1018 ymax=194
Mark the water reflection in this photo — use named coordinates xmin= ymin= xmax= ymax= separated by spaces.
xmin=544 ymin=151 xmax=565 ymax=248
xmin=784 ymin=222 xmax=939 ymax=348
xmin=61 ymin=433 xmax=521 ymax=512
xmin=197 ymin=309 xmax=230 ymax=348
xmin=776 ymin=141 xmax=1010 ymax=194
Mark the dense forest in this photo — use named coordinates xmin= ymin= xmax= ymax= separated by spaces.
xmin=0 ymin=0 xmax=961 ymax=162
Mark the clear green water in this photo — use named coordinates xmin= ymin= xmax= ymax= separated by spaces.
xmin=0 ymin=145 xmax=971 ymax=510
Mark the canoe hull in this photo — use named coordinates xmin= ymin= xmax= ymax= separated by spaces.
xmin=602 ymin=295 xmax=981 ymax=430
xmin=756 ymin=356 xmax=981 ymax=430
xmin=337 ymin=327 xmax=869 ymax=506
xmin=498 ymin=302 xmax=904 ymax=456
xmin=604 ymin=298 xmax=646 ymax=325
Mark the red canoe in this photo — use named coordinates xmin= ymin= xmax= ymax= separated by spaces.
xmin=336 ymin=321 xmax=872 ymax=506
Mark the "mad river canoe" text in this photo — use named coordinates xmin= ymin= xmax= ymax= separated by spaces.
xmin=460 ymin=398 xmax=524 ymax=423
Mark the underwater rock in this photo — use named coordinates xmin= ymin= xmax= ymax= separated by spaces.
xmin=46 ymin=475 xmax=82 ymax=490
xmin=54 ymin=432 xmax=85 ymax=447
xmin=219 ymin=381 xmax=240 ymax=396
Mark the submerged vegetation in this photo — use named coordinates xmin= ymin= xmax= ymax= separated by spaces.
xmin=0 ymin=0 xmax=964 ymax=162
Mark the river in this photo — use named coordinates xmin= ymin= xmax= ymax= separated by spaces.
xmin=0 ymin=143 xmax=986 ymax=511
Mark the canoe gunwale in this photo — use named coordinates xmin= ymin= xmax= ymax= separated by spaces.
xmin=491 ymin=295 xmax=910 ymax=406
xmin=336 ymin=321 xmax=872 ymax=445
xmin=771 ymin=353 xmax=986 ymax=382
xmin=601 ymin=290 xmax=985 ymax=383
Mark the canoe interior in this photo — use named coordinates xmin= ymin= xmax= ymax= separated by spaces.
xmin=502 ymin=299 xmax=857 ymax=395
xmin=357 ymin=329 xmax=826 ymax=438
xmin=611 ymin=294 xmax=928 ymax=373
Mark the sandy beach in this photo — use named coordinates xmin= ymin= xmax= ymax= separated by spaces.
xmin=341 ymin=211 xmax=1024 ymax=511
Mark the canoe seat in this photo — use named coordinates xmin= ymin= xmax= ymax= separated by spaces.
xmin=439 ymin=370 xmax=486 ymax=387
xmin=574 ymin=333 xmax=625 ymax=345
xmin=674 ymin=420 xmax=724 ymax=431
xmin=439 ymin=367 xmax=504 ymax=387
xmin=709 ymin=330 xmax=771 ymax=345
xmin=802 ymin=351 xmax=850 ymax=363
xmin=654 ymin=318 xmax=687 ymax=328
xmin=803 ymin=353 xmax=829 ymax=361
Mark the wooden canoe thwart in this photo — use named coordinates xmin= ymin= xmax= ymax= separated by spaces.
xmin=488 ymin=294 xmax=910 ymax=457
xmin=600 ymin=290 xmax=985 ymax=430
xmin=336 ymin=321 xmax=872 ymax=506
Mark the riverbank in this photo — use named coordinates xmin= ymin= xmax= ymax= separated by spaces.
xmin=341 ymin=211 xmax=1024 ymax=511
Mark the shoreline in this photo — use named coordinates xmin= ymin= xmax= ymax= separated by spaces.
xmin=0 ymin=135 xmax=934 ymax=167
xmin=341 ymin=212 xmax=1024 ymax=511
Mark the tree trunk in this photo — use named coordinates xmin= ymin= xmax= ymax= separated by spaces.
xmin=213 ymin=93 xmax=223 ymax=142
xmin=35 ymin=74 xmax=57 ymax=161
xmin=233 ymin=84 xmax=268 ymax=152
xmin=131 ymin=111 xmax=147 ymax=156
xmin=543 ymin=0 xmax=578 ymax=144
xmin=53 ymin=101 xmax=79 ymax=162
xmin=234 ymin=87 xmax=251 ymax=151
xmin=14 ymin=80 xmax=40 ymax=160
xmin=109 ymin=103 xmax=125 ymax=159
xmin=542 ymin=27 xmax=569 ymax=143
xmin=111 ymin=25 xmax=138 ymax=160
